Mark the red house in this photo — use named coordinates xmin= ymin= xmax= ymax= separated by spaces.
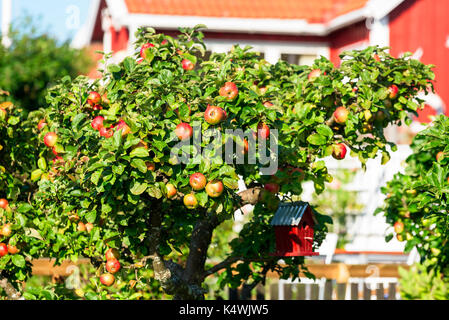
xmin=73 ymin=0 xmax=448 ymax=125
xmin=270 ymin=202 xmax=319 ymax=257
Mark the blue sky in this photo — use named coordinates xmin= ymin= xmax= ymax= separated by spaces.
xmin=0 ymin=0 xmax=91 ymax=42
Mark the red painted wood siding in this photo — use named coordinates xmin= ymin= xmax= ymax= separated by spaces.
xmin=389 ymin=0 xmax=449 ymax=116
xmin=111 ymin=26 xmax=129 ymax=53
xmin=329 ymin=21 xmax=370 ymax=66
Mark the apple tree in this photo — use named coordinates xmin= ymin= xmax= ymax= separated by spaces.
xmin=1 ymin=25 xmax=434 ymax=299
xmin=0 ymin=93 xmax=51 ymax=299
xmin=377 ymin=115 xmax=449 ymax=275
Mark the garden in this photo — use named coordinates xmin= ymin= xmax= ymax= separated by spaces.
xmin=0 ymin=24 xmax=445 ymax=301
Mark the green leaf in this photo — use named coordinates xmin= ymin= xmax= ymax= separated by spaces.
xmin=11 ymin=255 xmax=26 ymax=268
xmin=307 ymin=133 xmax=327 ymax=145
xmin=72 ymin=113 xmax=87 ymax=131
xmin=223 ymin=177 xmax=238 ymax=190
xmin=316 ymin=124 xmax=333 ymax=138
xmin=107 ymin=64 xmax=121 ymax=73
xmin=37 ymin=157 xmax=47 ymax=171
xmin=113 ymin=129 xmax=122 ymax=148
xmin=85 ymin=210 xmax=97 ymax=223
xmin=91 ymin=170 xmax=102 ymax=186
xmin=131 ymin=159 xmax=147 ymax=173
xmin=17 ymin=203 xmax=33 ymax=213
xmin=147 ymin=184 xmax=162 ymax=199
xmin=130 ymin=181 xmax=148 ymax=195
xmin=130 ymin=147 xmax=149 ymax=158
xmin=31 ymin=169 xmax=43 ymax=182
xmin=123 ymin=57 xmax=136 ymax=73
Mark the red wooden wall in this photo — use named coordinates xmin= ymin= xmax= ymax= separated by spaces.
xmin=389 ymin=0 xmax=449 ymax=118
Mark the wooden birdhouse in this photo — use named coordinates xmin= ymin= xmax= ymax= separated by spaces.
xmin=270 ymin=201 xmax=319 ymax=257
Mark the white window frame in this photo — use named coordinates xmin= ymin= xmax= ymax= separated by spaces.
xmin=204 ymin=39 xmax=330 ymax=64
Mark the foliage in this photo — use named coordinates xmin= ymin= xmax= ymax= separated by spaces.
xmin=308 ymin=169 xmax=365 ymax=248
xmin=0 ymin=18 xmax=93 ymax=110
xmin=0 ymin=25 xmax=434 ymax=299
xmin=398 ymin=262 xmax=449 ymax=300
xmin=377 ymin=115 xmax=449 ymax=274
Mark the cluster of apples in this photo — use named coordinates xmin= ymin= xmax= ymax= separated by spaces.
xmin=41 ymin=128 xmax=66 ymax=174
xmin=0 ymin=199 xmax=20 ymax=257
xmin=87 ymin=91 xmax=131 ymax=138
xmin=306 ymin=67 xmax=400 ymax=162
xmin=139 ymin=41 xmax=195 ymax=71
xmin=77 ymin=221 xmax=94 ymax=233
xmin=183 ymin=173 xmax=224 ymax=209
xmin=100 ymin=248 xmax=121 ymax=287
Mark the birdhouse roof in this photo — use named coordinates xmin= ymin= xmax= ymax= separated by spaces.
xmin=270 ymin=201 xmax=317 ymax=226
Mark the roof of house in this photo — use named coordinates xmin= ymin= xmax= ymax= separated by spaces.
xmin=124 ymin=0 xmax=369 ymax=23
xmin=271 ymin=201 xmax=317 ymax=226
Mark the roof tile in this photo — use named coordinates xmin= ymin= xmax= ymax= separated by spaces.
xmin=124 ymin=0 xmax=369 ymax=23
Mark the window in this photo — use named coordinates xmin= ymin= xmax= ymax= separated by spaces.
xmin=280 ymin=54 xmax=317 ymax=66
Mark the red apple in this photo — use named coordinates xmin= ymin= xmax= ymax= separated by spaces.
xmin=166 ymin=183 xmax=177 ymax=199
xmin=52 ymin=156 xmax=64 ymax=165
xmin=333 ymin=106 xmax=349 ymax=124
xmin=37 ymin=119 xmax=47 ymax=130
xmin=0 ymin=198 xmax=8 ymax=209
xmin=373 ymin=53 xmax=381 ymax=62
xmin=7 ymin=244 xmax=19 ymax=255
xmin=332 ymin=143 xmax=347 ymax=160
xmin=183 ymin=193 xmax=198 ymax=209
xmin=189 ymin=173 xmax=206 ymax=191
xmin=0 ymin=243 xmax=7 ymax=257
xmin=145 ymin=161 xmax=156 ymax=171
xmin=102 ymin=93 xmax=110 ymax=105
xmin=308 ymin=69 xmax=321 ymax=81
xmin=242 ymin=138 xmax=249 ymax=155
xmin=91 ymin=116 xmax=104 ymax=131
xmin=137 ymin=58 xmax=143 ymax=64
xmin=85 ymin=223 xmax=94 ymax=233
xmin=257 ymin=122 xmax=270 ymax=140
xmin=205 ymin=180 xmax=224 ymax=198
xmin=93 ymin=104 xmax=103 ymax=111
xmin=388 ymin=85 xmax=399 ymax=99
xmin=436 ymin=151 xmax=444 ymax=162
xmin=264 ymin=183 xmax=280 ymax=194
xmin=219 ymin=82 xmax=238 ymax=100
xmin=87 ymin=91 xmax=101 ymax=106
xmin=161 ymin=39 xmax=168 ymax=45
xmin=77 ymin=222 xmax=86 ymax=232
xmin=105 ymin=259 xmax=121 ymax=274
xmin=204 ymin=105 xmax=226 ymax=125
xmin=182 ymin=59 xmax=195 ymax=71
xmin=51 ymin=146 xmax=58 ymax=156
xmin=115 ymin=119 xmax=131 ymax=136
xmin=105 ymin=248 xmax=120 ymax=261
xmin=140 ymin=43 xmax=154 ymax=59
xmin=263 ymin=101 xmax=274 ymax=108
xmin=286 ymin=166 xmax=305 ymax=181
xmin=1 ymin=223 xmax=12 ymax=237
xmin=99 ymin=126 xmax=113 ymax=138
xmin=175 ymin=123 xmax=193 ymax=140
xmin=100 ymin=273 xmax=115 ymax=286
xmin=44 ymin=132 xmax=58 ymax=147
xmin=394 ymin=221 xmax=404 ymax=234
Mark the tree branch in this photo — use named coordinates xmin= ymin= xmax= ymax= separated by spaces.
xmin=182 ymin=213 xmax=220 ymax=287
xmin=202 ymin=256 xmax=277 ymax=280
xmin=0 ymin=277 xmax=23 ymax=300
xmin=236 ymin=187 xmax=263 ymax=206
